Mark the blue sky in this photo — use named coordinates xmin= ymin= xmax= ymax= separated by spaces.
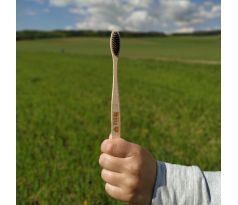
xmin=17 ymin=0 xmax=221 ymax=33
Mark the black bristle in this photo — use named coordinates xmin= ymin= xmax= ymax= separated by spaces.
xmin=112 ymin=32 xmax=120 ymax=56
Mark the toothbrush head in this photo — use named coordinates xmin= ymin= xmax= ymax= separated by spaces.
xmin=110 ymin=30 xmax=120 ymax=58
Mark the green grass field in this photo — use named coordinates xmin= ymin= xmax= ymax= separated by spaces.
xmin=17 ymin=36 xmax=221 ymax=205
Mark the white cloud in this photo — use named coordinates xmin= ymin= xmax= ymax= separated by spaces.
xmin=21 ymin=6 xmax=50 ymax=16
xmin=23 ymin=8 xmax=37 ymax=16
xmin=29 ymin=0 xmax=45 ymax=4
xmin=45 ymin=0 xmax=220 ymax=33
xmin=175 ymin=27 xmax=195 ymax=33
xmin=64 ymin=25 xmax=73 ymax=30
xmin=42 ymin=8 xmax=50 ymax=13
xmin=49 ymin=0 xmax=70 ymax=7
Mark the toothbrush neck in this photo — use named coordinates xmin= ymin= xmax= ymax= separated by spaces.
xmin=113 ymin=57 xmax=118 ymax=69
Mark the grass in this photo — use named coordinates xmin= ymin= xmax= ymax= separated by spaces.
xmin=17 ymin=36 xmax=220 ymax=205
xmin=17 ymin=36 xmax=220 ymax=61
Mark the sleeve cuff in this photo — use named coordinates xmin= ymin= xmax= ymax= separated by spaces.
xmin=152 ymin=161 xmax=167 ymax=200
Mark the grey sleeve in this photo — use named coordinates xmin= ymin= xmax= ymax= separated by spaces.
xmin=151 ymin=161 xmax=221 ymax=205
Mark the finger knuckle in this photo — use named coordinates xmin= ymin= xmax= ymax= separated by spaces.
xmin=101 ymin=169 xmax=106 ymax=179
xmin=128 ymin=161 xmax=141 ymax=177
xmin=102 ymin=169 xmax=112 ymax=180
xmin=99 ymin=153 xmax=107 ymax=167
xmin=127 ymin=177 xmax=140 ymax=192
xmin=105 ymin=183 xmax=115 ymax=197
xmin=126 ymin=192 xmax=137 ymax=203
xmin=104 ymin=183 xmax=109 ymax=193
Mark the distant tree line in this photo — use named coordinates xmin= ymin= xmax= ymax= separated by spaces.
xmin=16 ymin=30 xmax=221 ymax=41
xmin=171 ymin=30 xmax=221 ymax=36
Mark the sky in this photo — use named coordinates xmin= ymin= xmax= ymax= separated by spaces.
xmin=17 ymin=0 xmax=221 ymax=33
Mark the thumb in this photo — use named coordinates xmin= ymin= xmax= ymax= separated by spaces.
xmin=101 ymin=137 xmax=137 ymax=158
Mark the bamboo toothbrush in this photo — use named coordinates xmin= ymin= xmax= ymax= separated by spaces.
xmin=110 ymin=30 xmax=121 ymax=138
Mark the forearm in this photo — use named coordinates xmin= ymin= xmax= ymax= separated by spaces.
xmin=152 ymin=161 xmax=221 ymax=205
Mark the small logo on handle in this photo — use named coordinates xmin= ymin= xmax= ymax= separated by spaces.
xmin=113 ymin=126 xmax=119 ymax=133
xmin=113 ymin=112 xmax=120 ymax=133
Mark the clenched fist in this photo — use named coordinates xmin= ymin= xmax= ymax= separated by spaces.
xmin=99 ymin=135 xmax=157 ymax=205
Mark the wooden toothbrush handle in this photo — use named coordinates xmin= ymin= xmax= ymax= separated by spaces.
xmin=111 ymin=58 xmax=120 ymax=138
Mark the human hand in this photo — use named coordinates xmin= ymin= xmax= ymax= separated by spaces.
xmin=99 ymin=135 xmax=156 ymax=205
